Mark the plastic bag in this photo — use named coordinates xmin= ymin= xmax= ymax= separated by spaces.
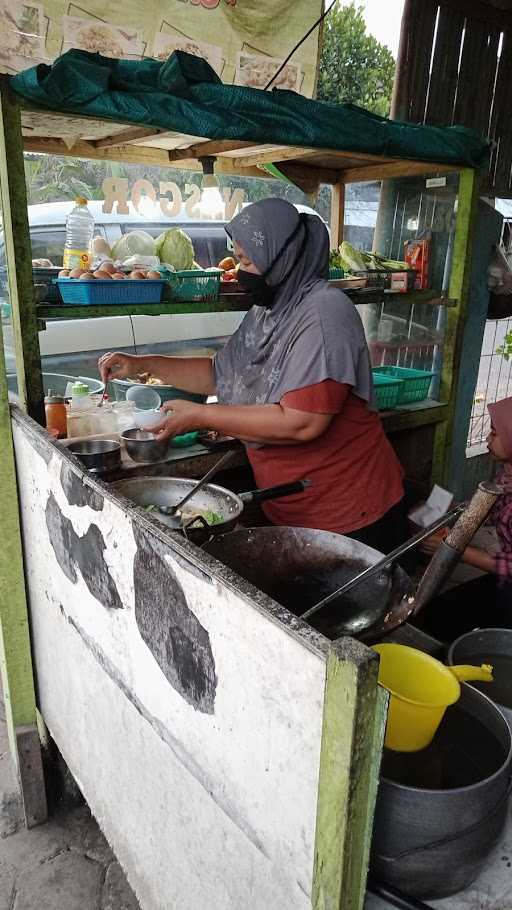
xmin=488 ymin=244 xmax=512 ymax=295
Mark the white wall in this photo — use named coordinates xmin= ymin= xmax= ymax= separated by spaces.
xmin=12 ymin=414 xmax=330 ymax=910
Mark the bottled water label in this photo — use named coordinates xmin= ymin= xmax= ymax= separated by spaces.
xmin=63 ymin=248 xmax=92 ymax=270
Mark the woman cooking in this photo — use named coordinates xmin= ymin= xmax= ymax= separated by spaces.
xmin=99 ymin=198 xmax=405 ymax=551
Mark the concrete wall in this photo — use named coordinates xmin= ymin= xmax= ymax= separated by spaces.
xmin=11 ymin=410 xmax=333 ymax=910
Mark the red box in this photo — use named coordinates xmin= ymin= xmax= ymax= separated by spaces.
xmin=404 ymin=240 xmax=430 ymax=289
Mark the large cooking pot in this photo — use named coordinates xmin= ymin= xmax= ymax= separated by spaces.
xmin=448 ymin=628 xmax=512 ymax=727
xmin=111 ymin=476 xmax=309 ymax=544
xmin=204 ymin=526 xmax=412 ymax=640
xmin=371 ymin=684 xmax=512 ymax=899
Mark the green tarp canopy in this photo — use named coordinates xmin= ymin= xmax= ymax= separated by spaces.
xmin=12 ymin=49 xmax=489 ymax=168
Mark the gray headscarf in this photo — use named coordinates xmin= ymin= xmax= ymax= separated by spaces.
xmin=213 ymin=198 xmax=375 ymax=417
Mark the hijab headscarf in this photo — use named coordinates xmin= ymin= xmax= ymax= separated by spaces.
xmin=488 ymin=396 xmax=512 ymax=489
xmin=213 ymin=198 xmax=375 ymax=417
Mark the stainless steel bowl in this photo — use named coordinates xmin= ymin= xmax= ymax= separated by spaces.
xmin=121 ymin=428 xmax=172 ymax=464
xmin=67 ymin=439 xmax=121 ymax=473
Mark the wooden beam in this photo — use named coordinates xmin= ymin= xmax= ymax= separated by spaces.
xmin=437 ymin=0 xmax=512 ymax=29
xmin=0 ymin=81 xmax=44 ymax=422
xmin=313 ymin=640 xmax=386 ymax=910
xmin=0 ymin=318 xmax=48 ymax=827
xmin=22 ymin=136 xmax=267 ymax=179
xmin=342 ymin=159 xmax=462 ymax=184
xmin=169 ymin=139 xmax=257 ymax=160
xmin=330 ymin=181 xmax=345 ymax=247
xmin=271 ymin=161 xmax=341 ymax=186
xmin=94 ymin=126 xmax=168 ymax=148
xmin=232 ymin=146 xmax=322 ymax=168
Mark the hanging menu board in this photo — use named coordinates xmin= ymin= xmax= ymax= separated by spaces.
xmin=0 ymin=0 xmax=323 ymax=97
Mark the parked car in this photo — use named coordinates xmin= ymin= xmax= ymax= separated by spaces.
xmin=0 ymin=201 xmax=328 ymax=379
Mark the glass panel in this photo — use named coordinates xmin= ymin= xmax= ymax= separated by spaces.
xmin=347 ymin=172 xmax=460 ymax=401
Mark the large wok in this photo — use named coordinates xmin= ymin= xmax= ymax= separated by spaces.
xmin=111 ymin=475 xmax=309 ymax=544
xmin=204 ymin=483 xmax=503 ymax=641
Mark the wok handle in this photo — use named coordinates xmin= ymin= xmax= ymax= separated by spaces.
xmin=240 ymin=479 xmax=311 ymax=504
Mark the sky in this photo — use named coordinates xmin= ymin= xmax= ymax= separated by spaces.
xmin=328 ymin=0 xmax=405 ymax=57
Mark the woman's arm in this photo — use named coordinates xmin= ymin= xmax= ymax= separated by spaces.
xmin=151 ymin=400 xmax=334 ymax=445
xmin=422 ymin=534 xmax=498 ymax=574
xmin=98 ymin=352 xmax=215 ymax=396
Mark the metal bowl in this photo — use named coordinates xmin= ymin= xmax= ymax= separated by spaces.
xmin=121 ymin=428 xmax=172 ymax=463
xmin=67 ymin=439 xmax=121 ymax=473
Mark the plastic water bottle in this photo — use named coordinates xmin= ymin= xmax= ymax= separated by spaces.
xmin=63 ymin=198 xmax=94 ymax=271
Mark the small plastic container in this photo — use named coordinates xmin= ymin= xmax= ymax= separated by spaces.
xmin=126 ymin=385 xmax=161 ymax=411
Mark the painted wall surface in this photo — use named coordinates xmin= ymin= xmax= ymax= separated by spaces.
xmin=12 ymin=413 xmax=330 ymax=910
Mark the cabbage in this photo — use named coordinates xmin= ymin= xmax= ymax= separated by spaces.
xmin=111 ymin=231 xmax=156 ymax=262
xmin=156 ymin=228 xmax=194 ymax=271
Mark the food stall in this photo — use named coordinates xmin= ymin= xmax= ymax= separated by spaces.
xmin=0 ymin=55 xmax=500 ymax=910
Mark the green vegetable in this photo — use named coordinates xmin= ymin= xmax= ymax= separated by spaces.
xmin=190 ymin=509 xmax=223 ymax=527
xmin=339 ymin=241 xmax=368 ymax=272
xmin=111 ymin=230 xmax=156 ymax=261
xmin=155 ymin=228 xmax=194 ymax=270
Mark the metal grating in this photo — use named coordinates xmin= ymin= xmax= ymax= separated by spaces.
xmin=468 ymin=317 xmax=512 ymax=446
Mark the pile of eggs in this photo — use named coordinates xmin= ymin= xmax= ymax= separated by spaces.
xmin=58 ymin=262 xmax=162 ymax=281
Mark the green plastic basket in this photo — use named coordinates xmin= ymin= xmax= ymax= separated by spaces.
xmin=372 ymin=372 xmax=402 ymax=410
xmin=166 ymin=269 xmax=222 ymax=303
xmin=372 ymin=366 xmax=433 ymax=405
xmin=328 ymin=267 xmax=344 ymax=280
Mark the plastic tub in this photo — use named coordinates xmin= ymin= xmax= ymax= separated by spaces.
xmin=110 ymin=378 xmax=206 ymax=406
xmin=372 ymin=366 xmax=433 ymax=405
xmin=165 ymin=269 xmax=222 ymax=303
xmin=7 ymin=372 xmax=103 ymax=399
xmin=372 ymin=372 xmax=402 ymax=410
xmin=56 ymin=278 xmax=165 ymax=305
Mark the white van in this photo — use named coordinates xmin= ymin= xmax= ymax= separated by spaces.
xmin=0 ymin=201 xmax=328 ymax=377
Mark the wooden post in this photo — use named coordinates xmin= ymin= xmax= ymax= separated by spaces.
xmin=0 ymin=316 xmax=47 ymax=826
xmin=432 ymin=168 xmax=479 ymax=485
xmin=0 ymin=77 xmax=44 ymax=423
xmin=330 ymin=180 xmax=345 ymax=247
xmin=313 ymin=640 xmax=387 ymax=910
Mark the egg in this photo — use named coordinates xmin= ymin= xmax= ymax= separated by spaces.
xmin=129 ymin=270 xmax=147 ymax=280
xmin=69 ymin=268 xmax=85 ymax=279
xmin=79 ymin=272 xmax=96 ymax=280
xmin=112 ymin=272 xmax=126 ymax=279
xmin=147 ymin=270 xmax=162 ymax=280
xmin=58 ymin=269 xmax=70 ymax=278
xmin=93 ymin=270 xmax=112 ymax=279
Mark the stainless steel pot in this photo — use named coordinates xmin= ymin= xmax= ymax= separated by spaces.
xmin=111 ymin=476 xmax=309 ymax=543
xmin=67 ymin=439 xmax=121 ymax=474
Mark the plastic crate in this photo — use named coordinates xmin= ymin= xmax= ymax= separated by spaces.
xmin=328 ymin=267 xmax=344 ymax=280
xmin=56 ymin=278 xmax=165 ymax=305
xmin=372 ymin=366 xmax=433 ymax=405
xmin=166 ymin=269 xmax=222 ymax=303
xmin=372 ymin=372 xmax=402 ymax=410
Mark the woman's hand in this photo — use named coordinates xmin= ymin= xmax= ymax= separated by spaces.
xmin=420 ymin=527 xmax=449 ymax=555
xmin=150 ymin=400 xmax=206 ymax=441
xmin=98 ymin=351 xmax=139 ymax=383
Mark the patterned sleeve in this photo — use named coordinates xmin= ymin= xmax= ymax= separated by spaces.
xmin=494 ymin=494 xmax=512 ymax=583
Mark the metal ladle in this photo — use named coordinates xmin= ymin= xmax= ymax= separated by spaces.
xmin=301 ymin=482 xmax=503 ymax=637
xmin=156 ymin=449 xmax=235 ymax=527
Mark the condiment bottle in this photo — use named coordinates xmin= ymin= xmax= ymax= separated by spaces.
xmin=70 ymin=381 xmax=93 ymax=410
xmin=45 ymin=390 xmax=67 ymax=439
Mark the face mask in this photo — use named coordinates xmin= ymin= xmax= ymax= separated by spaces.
xmin=237 ymin=268 xmax=275 ymax=308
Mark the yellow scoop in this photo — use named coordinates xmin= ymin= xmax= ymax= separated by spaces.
xmin=373 ymin=643 xmax=493 ymax=752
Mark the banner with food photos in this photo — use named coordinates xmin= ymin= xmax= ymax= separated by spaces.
xmin=0 ymin=0 xmax=323 ymax=97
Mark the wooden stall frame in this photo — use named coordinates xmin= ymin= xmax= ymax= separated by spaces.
xmin=0 ymin=74 xmax=480 ymax=906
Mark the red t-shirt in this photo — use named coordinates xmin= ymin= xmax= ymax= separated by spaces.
xmin=247 ymin=379 xmax=404 ymax=534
